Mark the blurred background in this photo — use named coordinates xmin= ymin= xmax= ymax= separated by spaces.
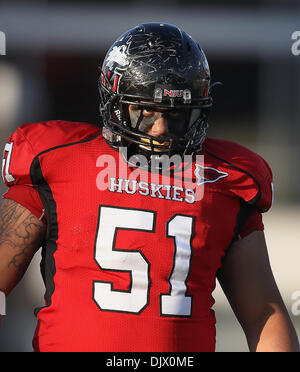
xmin=0 ymin=0 xmax=299 ymax=352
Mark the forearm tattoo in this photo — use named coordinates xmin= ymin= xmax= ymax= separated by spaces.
xmin=0 ymin=199 xmax=45 ymax=272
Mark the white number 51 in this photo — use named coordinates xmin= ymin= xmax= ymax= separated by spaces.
xmin=93 ymin=205 xmax=193 ymax=317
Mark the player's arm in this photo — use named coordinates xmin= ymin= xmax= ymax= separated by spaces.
xmin=0 ymin=198 xmax=46 ymax=296
xmin=217 ymin=230 xmax=299 ymax=352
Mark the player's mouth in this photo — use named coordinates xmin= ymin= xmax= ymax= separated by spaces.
xmin=140 ymin=137 xmax=170 ymax=151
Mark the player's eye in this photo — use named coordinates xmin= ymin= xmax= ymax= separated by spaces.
xmin=130 ymin=104 xmax=140 ymax=111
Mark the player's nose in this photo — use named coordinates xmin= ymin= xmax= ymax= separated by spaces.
xmin=147 ymin=115 xmax=168 ymax=137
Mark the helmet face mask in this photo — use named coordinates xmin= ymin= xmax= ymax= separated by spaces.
xmin=99 ymin=22 xmax=212 ymax=159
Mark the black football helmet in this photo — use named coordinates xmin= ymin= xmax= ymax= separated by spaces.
xmin=99 ymin=22 xmax=213 ymax=157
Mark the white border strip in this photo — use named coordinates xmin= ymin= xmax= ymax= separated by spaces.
xmin=0 ymin=291 xmax=6 ymax=315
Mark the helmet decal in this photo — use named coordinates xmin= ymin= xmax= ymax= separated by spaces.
xmin=106 ymin=45 xmax=130 ymax=69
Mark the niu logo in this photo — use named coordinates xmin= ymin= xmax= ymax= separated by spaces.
xmin=0 ymin=31 xmax=6 ymax=55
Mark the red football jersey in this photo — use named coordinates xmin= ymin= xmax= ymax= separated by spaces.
xmin=2 ymin=120 xmax=273 ymax=352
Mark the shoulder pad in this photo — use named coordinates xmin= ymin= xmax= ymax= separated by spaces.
xmin=203 ymin=138 xmax=273 ymax=212
xmin=1 ymin=120 xmax=100 ymax=188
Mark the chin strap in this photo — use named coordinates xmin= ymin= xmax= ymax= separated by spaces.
xmin=209 ymin=81 xmax=223 ymax=93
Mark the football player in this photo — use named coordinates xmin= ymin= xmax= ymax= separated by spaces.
xmin=0 ymin=23 xmax=299 ymax=352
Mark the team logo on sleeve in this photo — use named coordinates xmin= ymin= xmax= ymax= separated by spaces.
xmin=194 ymin=164 xmax=228 ymax=185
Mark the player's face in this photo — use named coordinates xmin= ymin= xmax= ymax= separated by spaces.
xmin=128 ymin=103 xmax=191 ymax=139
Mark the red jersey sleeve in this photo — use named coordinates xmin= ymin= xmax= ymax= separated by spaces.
xmin=204 ymin=138 xmax=274 ymax=213
xmin=1 ymin=124 xmax=43 ymax=220
xmin=254 ymin=158 xmax=274 ymax=212
xmin=238 ymin=209 xmax=264 ymax=239
xmin=2 ymin=126 xmax=35 ymax=187
xmin=3 ymin=185 xmax=46 ymax=224
xmin=1 ymin=120 xmax=100 ymax=222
